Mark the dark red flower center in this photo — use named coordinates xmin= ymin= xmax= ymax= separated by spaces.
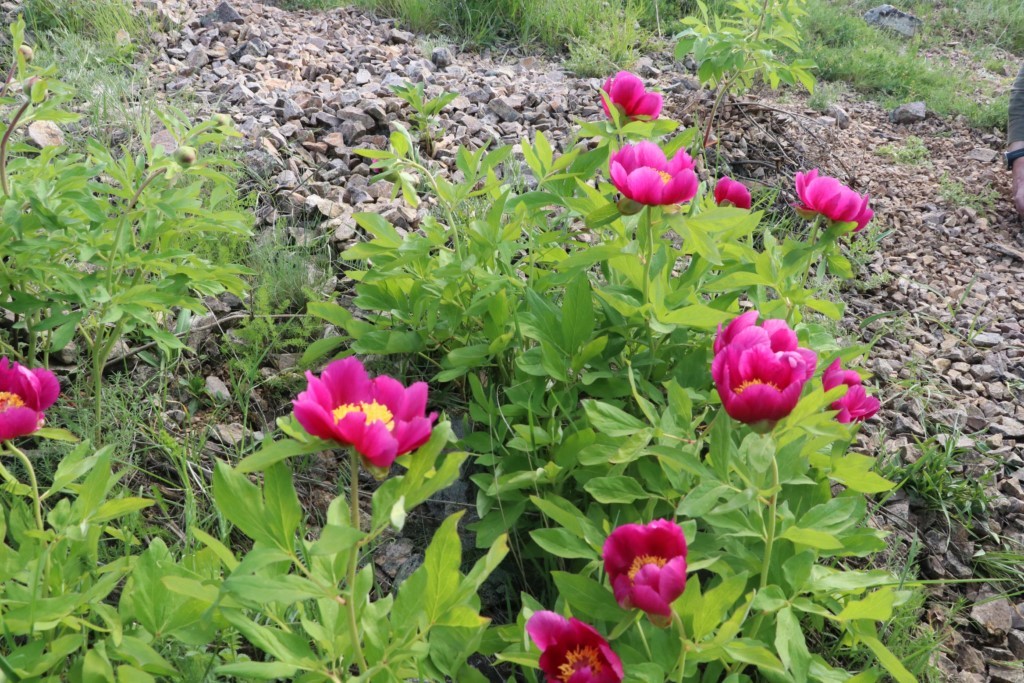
xmin=558 ymin=645 xmax=603 ymax=681
xmin=734 ymin=378 xmax=780 ymax=394
xmin=0 ymin=391 xmax=26 ymax=414
xmin=332 ymin=400 xmax=394 ymax=430
xmin=628 ymin=554 xmax=668 ymax=582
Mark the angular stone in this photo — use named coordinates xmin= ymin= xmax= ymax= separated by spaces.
xmin=431 ymin=46 xmax=454 ymax=68
xmin=974 ymin=331 xmax=1004 ymax=347
xmin=200 ymin=1 xmax=243 ymax=27
xmin=210 ymin=422 xmax=251 ymax=447
xmin=205 ymin=375 xmax=231 ymax=402
xmin=488 ymin=96 xmax=522 ymax=122
xmin=184 ymin=45 xmax=209 ymax=71
xmin=863 ymin=4 xmax=923 ymax=38
xmin=966 ymin=147 xmax=998 ymax=163
xmin=231 ymin=38 xmax=269 ymax=62
xmin=26 ymin=120 xmax=64 ymax=148
xmin=972 ymin=598 xmax=1013 ymax=641
xmin=890 ymin=101 xmax=926 ymax=124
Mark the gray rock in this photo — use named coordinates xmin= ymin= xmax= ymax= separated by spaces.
xmin=27 ymin=120 xmax=64 ymax=148
xmin=974 ymin=331 xmax=1004 ymax=348
xmin=231 ymin=38 xmax=269 ymax=62
xmin=205 ymin=375 xmax=231 ymax=402
xmin=210 ymin=422 xmax=252 ymax=447
xmin=863 ymin=4 xmax=923 ymax=38
xmin=890 ymin=101 xmax=926 ymax=124
xmin=200 ymin=1 xmax=243 ymax=27
xmin=992 ymin=417 xmax=1024 ymax=439
xmin=430 ymin=46 xmax=454 ymax=68
xmin=184 ymin=45 xmax=209 ymax=71
xmin=825 ymin=104 xmax=851 ymax=129
xmin=389 ymin=29 xmax=414 ymax=44
xmin=971 ymin=598 xmax=1013 ymax=641
xmin=488 ymin=96 xmax=522 ymax=122
xmin=1008 ymin=630 xmax=1024 ymax=659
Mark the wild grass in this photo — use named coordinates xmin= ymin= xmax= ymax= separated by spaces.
xmin=876 ymin=135 xmax=930 ymax=165
xmin=23 ymin=0 xmax=146 ymax=47
xmin=345 ymin=0 xmax=660 ymax=71
xmin=803 ymin=0 xmax=1013 ymax=129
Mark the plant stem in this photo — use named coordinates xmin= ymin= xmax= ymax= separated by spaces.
xmin=346 ymin=450 xmax=368 ymax=673
xmin=760 ymin=438 xmax=779 ymax=590
xmin=640 ymin=206 xmax=657 ymax=358
xmin=797 ymin=215 xmax=826 ymax=293
xmin=0 ymin=97 xmax=33 ymax=196
xmin=5 ymin=440 xmax=44 ymax=531
xmin=672 ymin=612 xmax=690 ymax=682
xmin=0 ymin=62 xmax=17 ymax=99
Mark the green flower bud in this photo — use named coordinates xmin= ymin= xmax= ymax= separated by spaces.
xmin=212 ymin=113 xmax=232 ymax=128
xmin=174 ymin=145 xmax=198 ymax=166
xmin=18 ymin=45 xmax=33 ymax=63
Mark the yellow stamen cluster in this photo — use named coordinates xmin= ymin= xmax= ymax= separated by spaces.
xmin=557 ymin=645 xmax=603 ymax=681
xmin=628 ymin=554 xmax=668 ymax=582
xmin=657 ymin=170 xmax=673 ymax=184
xmin=332 ymin=400 xmax=395 ymax=430
xmin=734 ymin=378 xmax=780 ymax=395
xmin=0 ymin=391 xmax=26 ymax=413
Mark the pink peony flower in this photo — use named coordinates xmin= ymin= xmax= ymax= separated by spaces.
xmin=713 ymin=176 xmax=752 ymax=209
xmin=609 ymin=142 xmax=698 ymax=207
xmin=711 ymin=313 xmax=817 ymax=429
xmin=793 ymin=169 xmax=873 ymax=232
xmin=293 ymin=357 xmax=437 ymax=469
xmin=822 ymin=359 xmax=880 ymax=423
xmin=601 ymin=71 xmax=662 ymax=121
xmin=0 ymin=357 xmax=59 ymax=441
xmin=526 ymin=611 xmax=624 ymax=683
xmin=602 ymin=519 xmax=687 ymax=627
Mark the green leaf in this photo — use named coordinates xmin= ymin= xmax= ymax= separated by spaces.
xmin=552 ymin=572 xmax=623 ymax=622
xmin=836 ymin=587 xmax=896 ymax=622
xmin=780 ymin=526 xmax=843 ymax=550
xmin=776 ymin=606 xmax=812 ymax=680
xmin=424 ymin=512 xmax=465 ymax=623
xmin=530 ymin=527 xmax=598 ymax=560
xmin=562 ymin=274 xmax=595 ymax=354
xmin=657 ymin=303 xmax=733 ymax=330
xmin=582 ymin=399 xmax=647 ymax=437
xmin=34 ymin=427 xmax=80 ymax=442
xmin=583 ymin=476 xmax=649 ymax=504
xmin=212 ymin=460 xmax=275 ymax=547
xmin=723 ymin=640 xmax=785 ymax=673
xmin=215 ymin=662 xmax=300 ymax=679
xmin=858 ymin=634 xmax=916 ymax=683
xmin=584 ymin=202 xmax=621 ymax=230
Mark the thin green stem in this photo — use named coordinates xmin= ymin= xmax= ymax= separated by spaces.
xmin=672 ymin=612 xmax=690 ymax=682
xmin=346 ymin=451 xmax=368 ymax=673
xmin=0 ymin=97 xmax=32 ymax=196
xmin=760 ymin=441 xmax=780 ymax=591
xmin=5 ymin=440 xmax=43 ymax=531
xmin=640 ymin=206 xmax=657 ymax=359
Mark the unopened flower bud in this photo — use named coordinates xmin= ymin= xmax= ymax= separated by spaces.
xmin=616 ymin=196 xmax=643 ymax=216
xmin=212 ymin=113 xmax=232 ymax=128
xmin=22 ymin=76 xmax=41 ymax=97
xmin=174 ymin=146 xmax=198 ymax=166
xmin=18 ymin=45 xmax=33 ymax=63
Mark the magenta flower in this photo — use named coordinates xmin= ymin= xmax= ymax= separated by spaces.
xmin=793 ymin=169 xmax=873 ymax=232
xmin=0 ymin=357 xmax=59 ymax=441
xmin=822 ymin=359 xmax=880 ymax=423
xmin=526 ymin=611 xmax=624 ymax=683
xmin=293 ymin=357 xmax=437 ymax=469
xmin=601 ymin=71 xmax=663 ymax=122
xmin=603 ymin=519 xmax=687 ymax=627
xmin=713 ymin=176 xmax=752 ymax=209
xmin=609 ymin=142 xmax=698 ymax=207
xmin=711 ymin=313 xmax=817 ymax=429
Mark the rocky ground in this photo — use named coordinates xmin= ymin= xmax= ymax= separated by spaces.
xmin=57 ymin=0 xmax=1024 ymax=678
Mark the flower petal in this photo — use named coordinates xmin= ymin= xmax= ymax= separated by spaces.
xmin=0 ymin=406 xmax=43 ymax=440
